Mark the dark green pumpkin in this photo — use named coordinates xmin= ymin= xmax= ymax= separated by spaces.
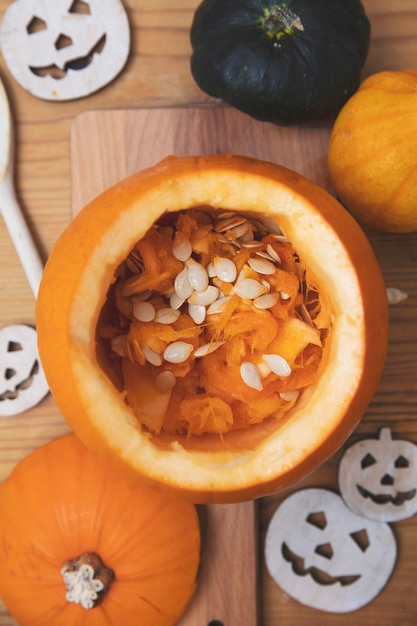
xmin=190 ymin=0 xmax=370 ymax=125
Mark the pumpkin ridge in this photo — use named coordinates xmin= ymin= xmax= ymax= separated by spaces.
xmin=387 ymin=163 xmax=417 ymax=208
xmin=0 ymin=434 xmax=201 ymax=625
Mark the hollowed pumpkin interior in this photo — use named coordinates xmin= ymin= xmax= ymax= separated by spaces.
xmin=96 ymin=205 xmax=333 ymax=452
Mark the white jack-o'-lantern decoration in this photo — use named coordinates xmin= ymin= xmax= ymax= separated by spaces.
xmin=0 ymin=325 xmax=49 ymax=416
xmin=339 ymin=428 xmax=417 ymax=522
xmin=265 ymin=488 xmax=396 ymax=613
xmin=0 ymin=0 xmax=130 ymax=101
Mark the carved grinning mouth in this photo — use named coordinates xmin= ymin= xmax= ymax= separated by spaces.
xmin=357 ymin=484 xmax=417 ymax=506
xmin=29 ymin=34 xmax=106 ymax=80
xmin=282 ymin=543 xmax=361 ymax=587
xmin=0 ymin=360 xmax=40 ymax=401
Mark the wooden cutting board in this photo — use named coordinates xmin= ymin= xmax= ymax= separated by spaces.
xmin=70 ymin=106 xmax=333 ymax=626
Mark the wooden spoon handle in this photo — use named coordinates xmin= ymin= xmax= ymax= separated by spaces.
xmin=0 ymin=177 xmax=43 ymax=298
xmin=179 ymin=501 xmax=260 ymax=626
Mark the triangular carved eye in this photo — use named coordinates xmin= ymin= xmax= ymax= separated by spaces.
xmin=395 ymin=455 xmax=409 ymax=468
xmin=350 ymin=529 xmax=369 ymax=552
xmin=69 ymin=0 xmax=91 ymax=14
xmin=7 ymin=341 xmax=22 ymax=352
xmin=306 ymin=511 xmax=327 ymax=530
xmin=361 ymin=453 xmax=377 ymax=469
xmin=26 ymin=16 xmax=47 ymax=35
xmin=5 ymin=368 xmax=16 ymax=380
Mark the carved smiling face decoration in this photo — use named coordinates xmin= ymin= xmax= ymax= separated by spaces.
xmin=265 ymin=488 xmax=396 ymax=613
xmin=0 ymin=325 xmax=49 ymax=417
xmin=0 ymin=0 xmax=130 ymax=100
xmin=339 ymin=428 xmax=417 ymax=522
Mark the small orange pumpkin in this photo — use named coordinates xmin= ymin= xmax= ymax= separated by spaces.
xmin=36 ymin=155 xmax=388 ymax=503
xmin=0 ymin=434 xmax=200 ymax=626
xmin=328 ymin=69 xmax=417 ymax=233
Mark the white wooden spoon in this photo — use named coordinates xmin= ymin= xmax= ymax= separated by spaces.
xmin=0 ymin=74 xmax=44 ymax=297
xmin=0 ymin=76 xmax=49 ymax=417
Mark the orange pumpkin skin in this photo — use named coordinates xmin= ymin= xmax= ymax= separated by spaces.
xmin=36 ymin=155 xmax=388 ymax=503
xmin=0 ymin=435 xmax=200 ymax=626
xmin=328 ymin=69 xmax=417 ymax=233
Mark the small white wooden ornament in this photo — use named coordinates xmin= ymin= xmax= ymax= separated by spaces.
xmin=0 ymin=325 xmax=49 ymax=417
xmin=339 ymin=428 xmax=417 ymax=522
xmin=0 ymin=0 xmax=130 ymax=101
xmin=265 ymin=488 xmax=397 ymax=613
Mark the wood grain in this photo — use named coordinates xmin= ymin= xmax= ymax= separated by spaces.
xmin=0 ymin=0 xmax=417 ymax=624
xmin=72 ymin=103 xmax=416 ymax=625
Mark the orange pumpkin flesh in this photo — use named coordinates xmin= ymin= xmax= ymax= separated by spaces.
xmin=328 ymin=69 xmax=417 ymax=233
xmin=36 ymin=155 xmax=388 ymax=503
xmin=103 ymin=208 xmax=326 ymax=437
xmin=0 ymin=434 xmax=200 ymax=626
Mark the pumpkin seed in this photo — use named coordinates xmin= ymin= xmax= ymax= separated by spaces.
xmin=188 ymin=285 xmax=219 ymax=306
xmin=214 ymin=233 xmax=232 ymax=245
xmin=154 ymin=307 xmax=181 ymax=324
xmin=163 ymin=341 xmax=194 ymax=363
xmin=133 ymin=300 xmax=156 ymax=322
xmin=270 ymin=233 xmax=289 ymax=243
xmin=262 ymin=354 xmax=292 ymax=377
xmin=234 ymin=278 xmax=268 ymax=300
xmin=174 ymin=266 xmax=194 ymax=299
xmin=254 ymin=292 xmax=279 ymax=309
xmin=143 ymin=346 xmax=163 ymax=367
xmin=213 ymin=256 xmax=237 ymax=283
xmin=207 ymin=295 xmax=232 ymax=315
xmin=169 ymin=291 xmax=186 ymax=310
xmin=194 ymin=341 xmax=225 ymax=357
xmin=110 ymin=335 xmax=129 ymax=357
xmin=238 ymin=225 xmax=255 ymax=242
xmin=155 ymin=370 xmax=176 ymax=392
xmin=186 ymin=258 xmax=209 ymax=292
xmin=207 ymin=262 xmax=216 ymax=277
xmin=386 ymin=287 xmax=408 ymax=305
xmin=217 ymin=210 xmax=236 ymax=219
xmin=280 ymin=389 xmax=299 ymax=401
xmin=298 ymin=303 xmax=314 ymax=326
xmin=132 ymin=289 xmax=152 ymax=302
xmin=241 ymin=240 xmax=264 ymax=250
xmin=172 ymin=231 xmax=192 ymax=261
xmin=215 ymin=215 xmax=248 ymax=233
xmin=232 ymin=221 xmax=251 ymax=239
xmin=261 ymin=279 xmax=271 ymax=293
xmin=240 ymin=362 xmax=263 ymax=391
xmin=248 ymin=256 xmax=276 ymax=275
xmin=188 ymin=303 xmax=206 ymax=325
xmin=126 ymin=249 xmax=144 ymax=273
xmin=266 ymin=244 xmax=281 ymax=264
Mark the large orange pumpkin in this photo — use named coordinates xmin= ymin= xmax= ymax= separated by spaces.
xmin=36 ymin=155 xmax=388 ymax=503
xmin=328 ymin=69 xmax=417 ymax=233
xmin=0 ymin=434 xmax=200 ymax=626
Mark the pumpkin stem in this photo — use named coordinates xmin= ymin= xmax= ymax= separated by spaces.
xmin=61 ymin=552 xmax=114 ymax=610
xmin=261 ymin=5 xmax=304 ymax=38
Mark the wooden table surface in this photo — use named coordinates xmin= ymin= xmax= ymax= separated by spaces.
xmin=0 ymin=1 xmax=416 ymax=625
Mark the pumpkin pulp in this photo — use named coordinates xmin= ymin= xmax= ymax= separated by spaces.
xmin=97 ymin=206 xmax=332 ymax=439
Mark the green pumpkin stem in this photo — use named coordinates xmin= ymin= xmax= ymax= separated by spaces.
xmin=61 ymin=552 xmax=114 ymax=609
xmin=262 ymin=5 xmax=304 ymax=37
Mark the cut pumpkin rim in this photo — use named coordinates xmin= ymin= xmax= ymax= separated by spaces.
xmin=36 ymin=155 xmax=388 ymax=503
